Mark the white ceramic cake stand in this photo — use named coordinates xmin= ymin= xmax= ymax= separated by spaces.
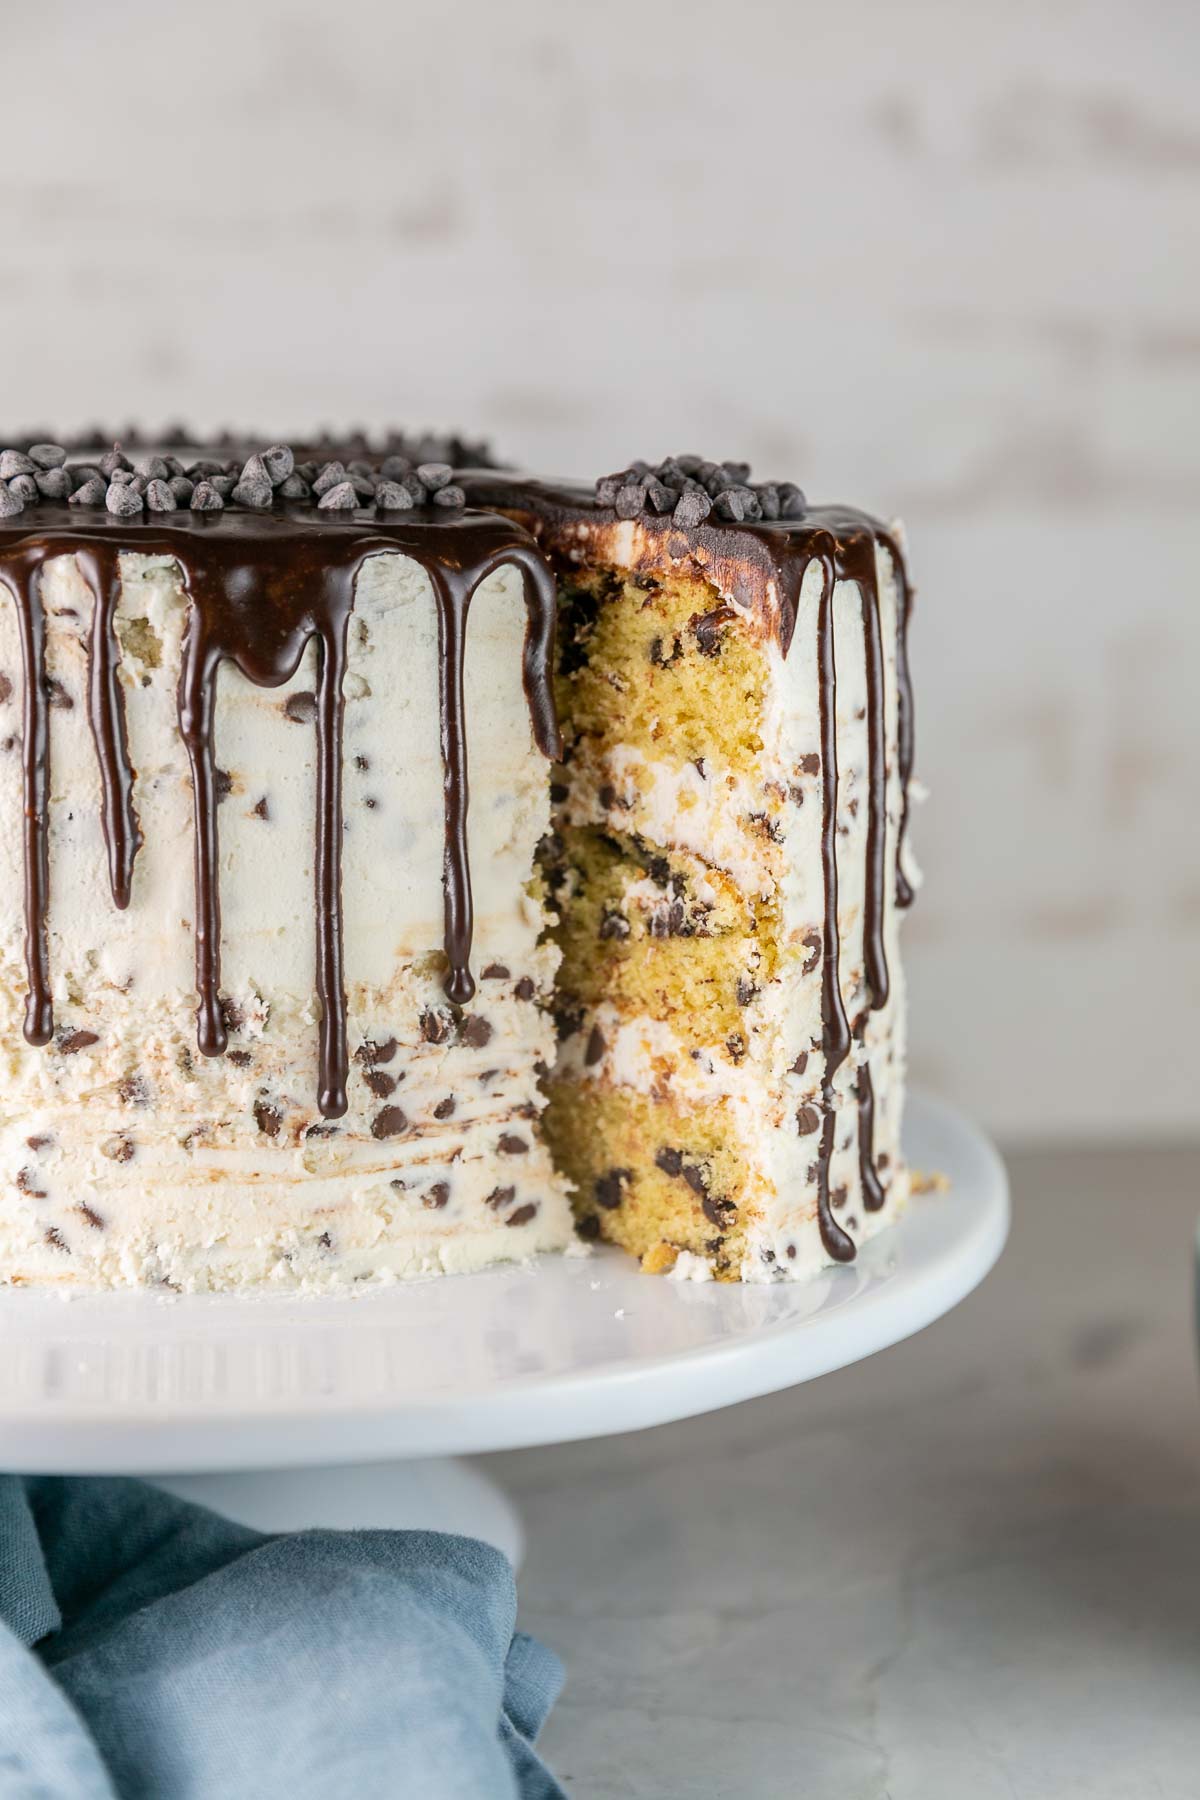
xmin=0 ymin=1093 xmax=1006 ymax=1565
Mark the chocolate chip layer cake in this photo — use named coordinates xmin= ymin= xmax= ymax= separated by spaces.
xmin=0 ymin=437 xmax=917 ymax=1289
xmin=463 ymin=458 xmax=918 ymax=1280
xmin=0 ymin=436 xmax=573 ymax=1288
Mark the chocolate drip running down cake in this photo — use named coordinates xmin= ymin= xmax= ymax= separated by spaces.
xmin=0 ymin=438 xmax=918 ymax=1289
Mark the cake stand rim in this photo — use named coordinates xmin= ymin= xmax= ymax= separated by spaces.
xmin=0 ymin=1092 xmax=1009 ymax=1473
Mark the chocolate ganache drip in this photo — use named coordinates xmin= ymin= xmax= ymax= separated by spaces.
xmin=459 ymin=467 xmax=917 ymax=1263
xmin=0 ymin=460 xmax=561 ymax=1118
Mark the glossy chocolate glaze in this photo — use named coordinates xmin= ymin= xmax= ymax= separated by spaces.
xmin=0 ymin=504 xmax=561 ymax=1116
xmin=460 ymin=474 xmax=916 ymax=1261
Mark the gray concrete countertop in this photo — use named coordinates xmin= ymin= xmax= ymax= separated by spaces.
xmin=491 ymin=1143 xmax=1200 ymax=1798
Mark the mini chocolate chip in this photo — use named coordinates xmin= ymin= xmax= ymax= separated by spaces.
xmin=514 ymin=976 xmax=536 ymax=1002
xmin=77 ymin=1204 xmax=104 ymax=1230
xmin=45 ymin=678 xmax=73 ymax=711
xmin=28 ymin=442 xmax=66 ymax=469
xmin=576 ymin=1213 xmax=602 ymax=1241
xmin=0 ymin=674 xmax=11 ymax=704
xmin=58 ymin=1029 xmax=98 ymax=1054
xmin=424 ymin=1182 xmax=450 ymax=1210
xmin=316 ymin=1230 xmax=333 ymax=1250
xmin=254 ymin=1100 xmax=282 ymax=1138
xmin=481 ymin=963 xmax=510 ymax=980
xmin=796 ymin=1105 xmax=821 ymax=1135
xmin=371 ymin=1106 xmax=409 ymax=1140
xmin=103 ymin=1134 xmax=135 ymax=1163
xmin=420 ymin=1009 xmax=452 ymax=1044
xmin=26 ymin=1132 xmax=51 ymax=1150
xmin=16 ymin=1168 xmax=47 ymax=1198
xmin=786 ymin=1242 xmax=797 ymax=1260
xmin=791 ymin=1050 xmax=809 ymax=1075
xmin=735 ymin=976 xmax=758 ymax=1006
xmin=433 ymin=1096 xmax=456 ymax=1120
xmin=702 ymin=1194 xmax=735 ymax=1227
xmin=655 ymin=1146 xmax=683 ymax=1177
xmin=364 ymin=1070 xmax=396 ymax=1099
xmin=219 ymin=995 xmax=245 ymax=1033
xmin=682 ymin=1162 xmax=709 ymax=1197
xmin=461 ymin=1015 xmax=492 ymax=1049
xmin=357 ymin=1035 xmax=399 ymax=1065
xmin=832 ymin=1185 xmax=849 ymax=1210
xmin=690 ymin=604 xmax=737 ymax=656
xmin=595 ymin=1168 xmax=632 ymax=1210
xmin=252 ymin=796 xmax=270 ymax=820
xmin=305 ymin=1122 xmax=339 ymax=1138
xmin=498 ymin=1133 xmax=528 ymax=1155
xmin=228 ymin=1050 xmax=252 ymax=1067
xmin=726 ymin=1033 xmax=746 ymax=1063
xmin=801 ymin=931 xmax=822 ymax=976
xmin=585 ymin=1025 xmax=606 ymax=1066
xmin=353 ymin=754 xmax=370 ymax=772
xmin=507 ymin=1203 xmax=538 ymax=1227
xmin=116 ymin=1073 xmax=149 ymax=1105
xmin=44 ymin=1227 xmax=70 ymax=1253
xmin=486 ymin=1185 xmax=516 ymax=1210
xmin=798 ymin=752 xmax=820 ymax=776
xmin=283 ymin=691 xmax=317 ymax=724
xmin=190 ymin=481 xmax=225 ymax=512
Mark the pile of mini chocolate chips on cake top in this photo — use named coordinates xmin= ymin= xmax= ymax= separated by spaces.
xmin=0 ymin=439 xmax=469 ymax=520
xmin=594 ymin=456 xmax=807 ymax=529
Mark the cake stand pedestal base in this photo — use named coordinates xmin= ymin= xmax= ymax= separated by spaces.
xmin=153 ymin=1458 xmax=524 ymax=1565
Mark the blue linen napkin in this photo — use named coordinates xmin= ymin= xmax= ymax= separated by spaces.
xmin=0 ymin=1474 xmax=565 ymax=1799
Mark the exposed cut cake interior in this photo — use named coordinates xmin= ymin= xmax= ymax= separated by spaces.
xmin=534 ymin=507 xmax=915 ymax=1280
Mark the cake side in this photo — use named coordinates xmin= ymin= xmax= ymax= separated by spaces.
xmin=0 ymin=444 xmax=573 ymax=1290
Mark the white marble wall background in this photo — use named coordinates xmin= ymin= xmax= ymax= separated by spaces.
xmin=1 ymin=0 xmax=1196 ymax=1144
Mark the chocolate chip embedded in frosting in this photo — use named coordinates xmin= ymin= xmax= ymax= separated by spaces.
xmin=498 ymin=1133 xmax=528 ymax=1155
xmin=424 ymin=1182 xmax=450 ymax=1210
xmin=433 ymin=1096 xmax=456 ymax=1120
xmin=370 ymin=1106 xmax=409 ymax=1140
xmin=460 ymin=1015 xmax=492 ymax=1049
xmin=356 ymin=1036 xmax=399 ymax=1066
xmin=486 ymin=1185 xmax=516 ymax=1210
xmin=364 ymin=1070 xmax=396 ymax=1099
xmin=506 ymin=1203 xmax=538 ymax=1228
xmin=252 ymin=796 xmax=270 ymax=820
xmin=116 ymin=1072 xmax=150 ymax=1106
xmin=514 ymin=977 xmax=536 ymax=1003
xmin=481 ymin=963 xmax=510 ymax=981
xmin=58 ymin=1029 xmax=99 ymax=1055
xmin=254 ymin=1099 xmax=282 ymax=1138
xmin=16 ymin=1168 xmax=47 ymax=1198
xmin=420 ymin=1009 xmax=453 ymax=1045
xmin=800 ymin=930 xmax=822 ymax=976
xmin=798 ymin=752 xmax=820 ymax=776
xmin=796 ymin=1104 xmax=821 ymax=1136
xmin=791 ymin=1050 xmax=809 ymax=1076
xmin=100 ymin=1134 xmax=135 ymax=1163
xmin=77 ymin=1204 xmax=104 ymax=1231
xmin=283 ymin=691 xmax=317 ymax=724
xmin=44 ymin=1227 xmax=70 ymax=1253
